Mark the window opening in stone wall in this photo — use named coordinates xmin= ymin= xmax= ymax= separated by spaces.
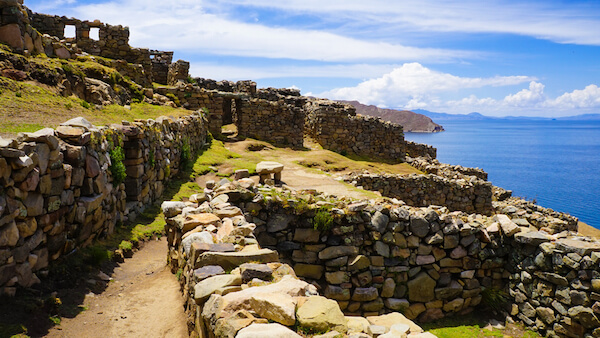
xmin=89 ymin=27 xmax=100 ymax=41
xmin=64 ymin=25 xmax=76 ymax=39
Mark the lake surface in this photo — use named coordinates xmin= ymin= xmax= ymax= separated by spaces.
xmin=404 ymin=119 xmax=600 ymax=228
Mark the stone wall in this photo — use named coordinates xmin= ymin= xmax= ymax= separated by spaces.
xmin=305 ymin=99 xmax=406 ymax=162
xmin=505 ymin=233 xmax=600 ymax=337
xmin=0 ymin=1 xmax=45 ymax=54
xmin=410 ymin=157 xmax=488 ymax=181
xmin=0 ymin=112 xmax=208 ymax=295
xmin=237 ymin=96 xmax=306 ymax=149
xmin=162 ymin=181 xmax=432 ymax=338
xmin=27 ymin=9 xmax=174 ymax=84
xmin=150 ymin=50 xmax=173 ymax=85
xmin=405 ymin=141 xmax=437 ymax=159
xmin=346 ymin=173 xmax=493 ymax=215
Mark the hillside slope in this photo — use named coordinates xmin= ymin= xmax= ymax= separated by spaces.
xmin=340 ymin=100 xmax=444 ymax=132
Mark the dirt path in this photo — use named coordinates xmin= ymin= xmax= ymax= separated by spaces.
xmin=225 ymin=140 xmax=380 ymax=200
xmin=45 ymin=238 xmax=188 ymax=338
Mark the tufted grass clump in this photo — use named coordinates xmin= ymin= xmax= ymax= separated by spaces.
xmin=313 ymin=209 xmax=334 ymax=231
xmin=109 ymin=146 xmax=127 ymax=186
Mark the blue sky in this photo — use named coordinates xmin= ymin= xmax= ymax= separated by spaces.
xmin=25 ymin=0 xmax=600 ymax=117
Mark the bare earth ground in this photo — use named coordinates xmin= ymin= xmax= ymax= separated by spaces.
xmin=45 ymin=238 xmax=188 ymax=338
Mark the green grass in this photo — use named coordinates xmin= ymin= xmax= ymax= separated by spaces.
xmin=423 ymin=313 xmax=541 ymax=338
xmin=191 ymin=139 xmax=261 ymax=178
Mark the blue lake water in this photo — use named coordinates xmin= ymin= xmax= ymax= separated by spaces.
xmin=404 ymin=119 xmax=600 ymax=228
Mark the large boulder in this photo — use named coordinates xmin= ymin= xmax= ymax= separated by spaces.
xmin=296 ymin=296 xmax=348 ymax=333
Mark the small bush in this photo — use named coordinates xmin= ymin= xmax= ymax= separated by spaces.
xmin=83 ymin=245 xmax=111 ymax=266
xmin=109 ymin=146 xmax=127 ymax=186
xmin=64 ymin=102 xmax=73 ymax=109
xmin=313 ymin=209 xmax=334 ymax=231
xmin=119 ymin=240 xmax=133 ymax=251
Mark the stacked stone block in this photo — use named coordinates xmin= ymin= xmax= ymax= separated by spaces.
xmin=347 ymin=173 xmax=494 ymax=215
xmin=305 ymin=99 xmax=406 ymax=162
xmin=405 ymin=141 xmax=437 ymax=159
xmin=0 ymin=111 xmax=208 ymax=295
xmin=163 ymin=181 xmax=432 ymax=338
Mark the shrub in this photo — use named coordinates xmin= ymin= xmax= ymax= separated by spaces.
xmin=313 ymin=209 xmax=334 ymax=231
xmin=118 ymin=240 xmax=133 ymax=251
xmin=109 ymin=146 xmax=127 ymax=186
xmin=148 ymin=148 xmax=155 ymax=168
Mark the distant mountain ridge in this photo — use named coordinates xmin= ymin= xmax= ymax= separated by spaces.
xmin=411 ymin=109 xmax=600 ymax=121
xmin=339 ymin=101 xmax=445 ymax=133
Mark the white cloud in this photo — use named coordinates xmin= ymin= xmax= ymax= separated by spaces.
xmin=550 ymin=85 xmax=600 ymax=109
xmin=503 ymin=81 xmax=546 ymax=107
xmin=322 ymin=63 xmax=534 ymax=107
xmin=219 ymin=0 xmax=600 ymax=46
xmin=43 ymin=0 xmax=474 ymax=63
xmin=189 ymin=63 xmax=407 ymax=81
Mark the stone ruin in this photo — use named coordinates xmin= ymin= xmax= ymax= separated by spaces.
xmin=2 ymin=2 xmax=600 ymax=337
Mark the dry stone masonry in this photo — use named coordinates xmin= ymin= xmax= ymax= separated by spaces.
xmin=0 ymin=113 xmax=208 ymax=295
xmin=162 ymin=179 xmax=434 ymax=338
xmin=305 ymin=99 xmax=406 ymax=162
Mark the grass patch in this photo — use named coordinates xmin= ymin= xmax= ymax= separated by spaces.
xmin=422 ymin=313 xmax=540 ymax=338
xmin=291 ymin=147 xmax=422 ymax=176
xmin=0 ymin=77 xmax=189 ymax=137
xmin=191 ymin=139 xmax=261 ymax=178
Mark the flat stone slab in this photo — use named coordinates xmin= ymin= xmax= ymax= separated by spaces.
xmin=515 ymin=231 xmax=551 ymax=246
xmin=256 ymin=161 xmax=284 ymax=174
xmin=194 ymin=274 xmax=242 ymax=304
xmin=556 ymin=238 xmax=600 ymax=255
xmin=195 ymin=248 xmax=279 ymax=270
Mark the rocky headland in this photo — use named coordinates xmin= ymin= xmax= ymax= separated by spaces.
xmin=339 ymin=101 xmax=444 ymax=133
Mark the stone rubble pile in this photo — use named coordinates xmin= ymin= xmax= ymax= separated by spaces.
xmin=163 ymin=179 xmax=436 ymax=338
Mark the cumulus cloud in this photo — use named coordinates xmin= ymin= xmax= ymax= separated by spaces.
xmin=503 ymin=81 xmax=546 ymax=107
xmin=322 ymin=63 xmax=534 ymax=107
xmin=550 ymin=85 xmax=600 ymax=109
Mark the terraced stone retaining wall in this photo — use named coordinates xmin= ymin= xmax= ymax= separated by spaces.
xmin=0 ymin=112 xmax=208 ymax=295
xmin=305 ymin=99 xmax=406 ymax=162
xmin=346 ymin=173 xmax=493 ymax=215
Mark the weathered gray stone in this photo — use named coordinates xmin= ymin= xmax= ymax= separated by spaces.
xmin=568 ymin=306 xmax=600 ymax=329
xmin=371 ymin=211 xmax=389 ymax=233
xmin=352 ymin=287 xmax=379 ymax=302
xmin=410 ymin=216 xmax=430 ymax=237
xmin=249 ymin=293 xmax=296 ymax=326
xmin=319 ymin=246 xmax=359 ymax=260
xmin=194 ymin=274 xmax=242 ymax=304
xmin=240 ymin=263 xmax=273 ymax=282
xmin=196 ymin=248 xmax=279 ymax=270
xmin=296 ymin=296 xmax=348 ymax=333
xmin=494 ymin=214 xmax=520 ymax=236
xmin=267 ymin=214 xmax=294 ymax=232
xmin=408 ymin=272 xmax=435 ymax=302
xmin=348 ymin=255 xmax=370 ymax=271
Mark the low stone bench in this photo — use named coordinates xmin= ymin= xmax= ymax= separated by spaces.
xmin=256 ymin=161 xmax=284 ymax=184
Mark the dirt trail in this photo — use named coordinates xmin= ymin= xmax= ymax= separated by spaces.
xmin=45 ymin=238 xmax=188 ymax=338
